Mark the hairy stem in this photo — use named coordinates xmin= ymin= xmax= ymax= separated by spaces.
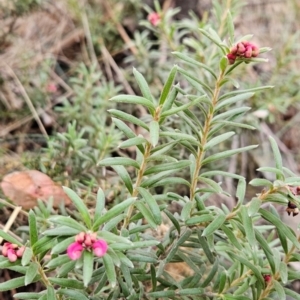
xmin=190 ymin=70 xmax=225 ymax=205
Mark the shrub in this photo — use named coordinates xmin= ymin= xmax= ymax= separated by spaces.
xmin=0 ymin=3 xmax=300 ymax=300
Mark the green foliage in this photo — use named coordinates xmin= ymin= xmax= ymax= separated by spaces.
xmin=1 ymin=1 xmax=300 ymax=300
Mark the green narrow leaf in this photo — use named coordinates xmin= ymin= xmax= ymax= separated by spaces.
xmin=228 ymin=252 xmax=264 ymax=285
xmin=0 ymin=231 xmax=22 ymax=246
xmin=13 ymin=292 xmax=43 ymax=299
xmin=110 ymin=95 xmax=155 ymax=111
xmin=83 ymin=250 xmax=93 ymax=287
xmin=236 ymin=178 xmax=246 ymax=206
xmin=202 ymin=214 xmax=226 ymax=237
xmin=259 ymin=208 xmax=300 ymax=248
xmin=149 ymin=121 xmax=159 ymax=147
xmin=93 ymin=197 xmax=135 ymax=230
xmin=46 ymin=286 xmax=56 ymax=300
xmin=198 ymin=177 xmax=223 ymax=193
xmin=180 ymin=201 xmax=193 ymax=222
xmin=279 ymin=262 xmax=288 ymax=284
xmin=212 ymin=107 xmax=251 ymax=122
xmin=240 ymin=206 xmax=256 ymax=247
xmin=48 ymin=215 xmax=87 ymax=232
xmin=29 ymin=210 xmax=38 ymax=246
xmin=112 ymin=165 xmax=133 ymax=194
xmin=204 ymin=132 xmax=235 ymax=151
xmin=221 ymin=224 xmax=243 ymax=250
xmin=226 ymin=10 xmax=234 ymax=44
xmin=133 ymin=68 xmax=154 ymax=103
xmin=164 ymin=210 xmax=180 ymax=234
xmin=216 ymin=93 xmax=254 ymax=111
xmin=269 ymin=136 xmax=283 ymax=179
xmin=219 ymin=56 xmax=228 ymax=72
xmin=48 ymin=278 xmax=84 ymax=289
xmin=199 ymin=28 xmax=225 ymax=51
xmin=109 ymin=109 xmax=149 ymax=131
xmin=103 ymin=254 xmax=117 ymax=288
xmin=51 ymin=237 xmax=74 ymax=255
xmin=144 ymin=160 xmax=191 ymax=175
xmin=159 ymin=65 xmax=178 ymax=105
xmin=254 ymin=230 xmax=275 ymax=274
xmin=135 ymin=201 xmax=157 ymax=229
xmin=102 ymin=214 xmax=126 ymax=232
xmin=197 ymin=229 xmax=215 ymax=263
xmin=178 ymin=67 xmax=213 ymax=95
xmin=63 ymin=187 xmax=92 ymax=229
xmin=201 ymin=258 xmax=219 ymax=287
xmin=0 ymin=277 xmax=26 ymax=291
xmin=249 ymin=178 xmax=273 ymax=188
xmin=45 ymin=254 xmax=70 ymax=269
xmin=147 ymin=290 xmax=176 ymax=298
xmin=56 ymin=289 xmax=89 ymax=300
xmin=21 ymin=247 xmax=33 ymax=267
xmin=248 ymin=198 xmax=262 ymax=216
xmin=25 ymin=262 xmax=39 ymax=286
xmin=165 ymin=229 xmax=192 ymax=263
xmin=98 ymin=157 xmax=140 ymax=169
xmin=273 ymin=280 xmax=285 ymax=299
xmin=284 ymin=288 xmax=300 ymax=300
xmin=172 ymin=51 xmax=217 ymax=79
xmin=202 ymin=145 xmax=258 ymax=165
xmin=186 ymin=214 xmax=214 ymax=226
xmin=218 ymin=271 xmax=227 ymax=293
xmin=137 ymin=187 xmax=161 ymax=225
xmin=160 ymin=95 xmax=207 ymax=118
xmin=201 ymin=170 xmax=244 ymax=180
xmin=95 ymin=188 xmax=105 ymax=221
xmin=118 ymin=136 xmax=147 ymax=149
xmin=160 ymin=85 xmax=178 ymax=117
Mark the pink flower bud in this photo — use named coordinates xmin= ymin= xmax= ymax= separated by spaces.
xmin=263 ymin=274 xmax=271 ymax=284
xmin=92 ymin=239 xmax=108 ymax=257
xmin=147 ymin=12 xmax=161 ymax=26
xmin=46 ymin=83 xmax=57 ymax=93
xmin=227 ymin=53 xmax=236 ymax=64
xmin=7 ymin=249 xmax=17 ymax=262
xmin=2 ymin=243 xmax=10 ymax=257
xmin=16 ymin=246 xmax=25 ymax=257
xmin=251 ymin=45 xmax=259 ymax=57
xmin=244 ymin=46 xmax=252 ymax=58
xmin=75 ymin=232 xmax=85 ymax=244
xmin=237 ymin=42 xmax=246 ymax=55
xmin=230 ymin=45 xmax=238 ymax=54
xmin=67 ymin=242 xmax=83 ymax=260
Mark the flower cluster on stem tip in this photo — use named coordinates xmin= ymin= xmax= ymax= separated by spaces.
xmin=67 ymin=232 xmax=108 ymax=260
xmin=227 ymin=41 xmax=259 ymax=64
xmin=2 ymin=242 xmax=25 ymax=262
xmin=147 ymin=12 xmax=161 ymax=26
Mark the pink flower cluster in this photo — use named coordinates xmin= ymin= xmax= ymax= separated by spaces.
xmin=67 ymin=232 xmax=108 ymax=260
xmin=147 ymin=12 xmax=161 ymax=26
xmin=227 ymin=41 xmax=259 ymax=64
xmin=2 ymin=242 xmax=25 ymax=262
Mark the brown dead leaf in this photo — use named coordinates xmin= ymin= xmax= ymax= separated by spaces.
xmin=0 ymin=170 xmax=71 ymax=209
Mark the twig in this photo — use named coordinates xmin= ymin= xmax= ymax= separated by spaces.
xmin=4 ymin=64 xmax=49 ymax=138
xmin=0 ymin=206 xmax=22 ymax=244
xmin=102 ymin=1 xmax=138 ymax=56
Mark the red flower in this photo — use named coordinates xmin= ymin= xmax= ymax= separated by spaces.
xmin=67 ymin=232 xmax=108 ymax=260
xmin=67 ymin=242 xmax=83 ymax=260
xmin=148 ymin=12 xmax=161 ymax=26
xmin=227 ymin=41 xmax=260 ymax=64
xmin=92 ymin=239 xmax=108 ymax=257
xmin=2 ymin=242 xmax=25 ymax=262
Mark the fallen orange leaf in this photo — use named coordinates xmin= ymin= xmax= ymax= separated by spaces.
xmin=0 ymin=170 xmax=71 ymax=210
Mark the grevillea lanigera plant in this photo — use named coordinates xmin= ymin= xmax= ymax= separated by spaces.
xmin=1 ymin=7 xmax=300 ymax=300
